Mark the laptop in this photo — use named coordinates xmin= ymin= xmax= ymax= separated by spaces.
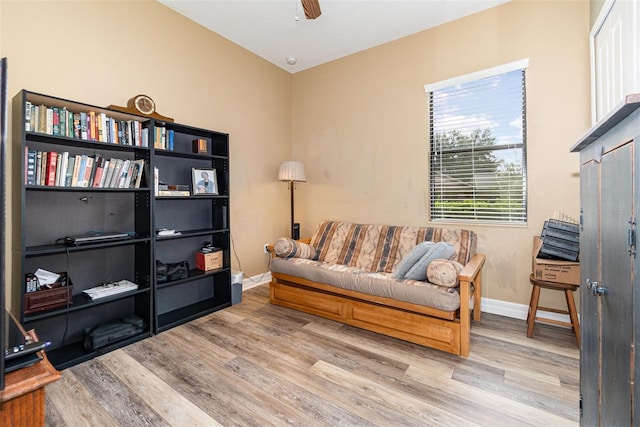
xmin=4 ymin=310 xmax=51 ymax=372
xmin=64 ymin=230 xmax=130 ymax=245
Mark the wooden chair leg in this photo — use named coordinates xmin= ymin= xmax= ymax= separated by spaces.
xmin=565 ymin=289 xmax=581 ymax=348
xmin=527 ymin=284 xmax=541 ymax=338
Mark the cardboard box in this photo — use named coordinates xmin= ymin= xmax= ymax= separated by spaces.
xmin=195 ymin=250 xmax=222 ymax=271
xmin=532 ymin=236 xmax=580 ymax=285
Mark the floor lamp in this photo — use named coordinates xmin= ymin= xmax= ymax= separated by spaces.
xmin=278 ymin=161 xmax=306 ymax=239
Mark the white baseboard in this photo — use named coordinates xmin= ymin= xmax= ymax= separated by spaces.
xmin=481 ymin=296 xmax=577 ymax=325
xmin=238 ymin=273 xmax=575 ymax=326
xmin=241 ymin=272 xmax=272 ymax=290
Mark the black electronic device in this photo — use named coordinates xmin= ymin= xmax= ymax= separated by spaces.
xmin=64 ymin=230 xmax=130 ymax=245
xmin=292 ymin=223 xmax=300 ymax=240
xmin=3 ymin=310 xmax=50 ymax=373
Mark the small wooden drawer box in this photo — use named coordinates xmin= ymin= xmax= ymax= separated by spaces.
xmin=24 ymin=273 xmax=73 ymax=315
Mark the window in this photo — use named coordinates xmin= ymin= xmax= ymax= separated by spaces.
xmin=425 ymin=59 xmax=528 ymax=224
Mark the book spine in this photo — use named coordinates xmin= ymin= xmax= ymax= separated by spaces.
xmin=82 ymin=157 xmax=94 ymax=187
xmin=40 ymin=152 xmax=48 ymax=185
xmin=103 ymin=158 xmax=116 ymax=188
xmin=46 ymin=107 xmax=53 ymax=135
xmin=88 ymin=154 xmax=100 ymax=187
xmin=65 ymin=156 xmax=75 ymax=187
xmin=98 ymin=159 xmax=110 ymax=188
xmin=25 ymin=101 xmax=32 ymax=132
xmin=117 ymin=159 xmax=131 ymax=188
xmin=52 ymin=107 xmax=59 ymax=136
xmin=26 ymin=148 xmax=36 ymax=185
xmin=60 ymin=107 xmax=67 ymax=137
xmin=80 ymin=112 xmax=88 ymax=139
xmin=46 ymin=151 xmax=58 ymax=186
xmin=35 ymin=151 xmax=42 ymax=185
xmin=108 ymin=159 xmax=123 ymax=188
xmin=71 ymin=155 xmax=82 ymax=187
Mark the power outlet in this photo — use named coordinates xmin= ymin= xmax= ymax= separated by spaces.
xmin=263 ymin=244 xmax=269 ymax=253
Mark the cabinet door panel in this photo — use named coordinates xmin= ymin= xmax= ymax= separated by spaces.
xmin=600 ymin=142 xmax=633 ymax=425
xmin=580 ymin=159 xmax=600 ymax=426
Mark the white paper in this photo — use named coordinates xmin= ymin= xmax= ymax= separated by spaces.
xmin=34 ymin=268 xmax=61 ymax=286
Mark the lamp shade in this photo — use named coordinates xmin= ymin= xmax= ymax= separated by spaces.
xmin=278 ymin=161 xmax=306 ymax=182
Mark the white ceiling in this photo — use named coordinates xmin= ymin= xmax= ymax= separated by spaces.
xmin=158 ymin=0 xmax=511 ymax=73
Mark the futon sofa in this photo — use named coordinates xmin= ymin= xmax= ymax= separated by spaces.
xmin=269 ymin=220 xmax=485 ymax=356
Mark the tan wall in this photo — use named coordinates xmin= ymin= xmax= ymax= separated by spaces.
xmin=1 ymin=0 xmax=593 ymax=313
xmin=1 ymin=0 xmax=293 ymax=310
xmin=291 ymin=0 xmax=591 ymax=310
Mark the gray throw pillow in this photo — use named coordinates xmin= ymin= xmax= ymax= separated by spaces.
xmin=404 ymin=242 xmax=457 ymax=281
xmin=391 ymin=241 xmax=436 ymax=279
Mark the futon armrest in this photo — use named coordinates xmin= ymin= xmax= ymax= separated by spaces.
xmin=459 ymin=253 xmax=485 ymax=283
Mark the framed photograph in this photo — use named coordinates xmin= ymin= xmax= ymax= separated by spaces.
xmin=192 ymin=168 xmax=218 ymax=195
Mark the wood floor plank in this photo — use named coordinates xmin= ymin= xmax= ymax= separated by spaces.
xmin=46 ymin=369 xmax=119 ymax=427
xmin=44 ymin=285 xmax=580 ymax=426
xmin=405 ymin=364 xmax=576 ymax=426
xmin=310 ymin=360 xmax=481 ymax=427
xmin=70 ymin=359 xmax=171 ymax=427
xmin=99 ymin=350 xmax=222 ymax=427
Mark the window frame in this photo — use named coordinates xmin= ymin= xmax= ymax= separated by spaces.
xmin=424 ymin=59 xmax=529 ymax=225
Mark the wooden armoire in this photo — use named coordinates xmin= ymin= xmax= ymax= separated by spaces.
xmin=571 ymin=93 xmax=640 ymax=425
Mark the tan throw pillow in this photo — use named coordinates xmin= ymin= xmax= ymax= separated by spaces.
xmin=273 ymin=238 xmax=317 ymax=259
xmin=427 ymin=259 xmax=464 ymax=288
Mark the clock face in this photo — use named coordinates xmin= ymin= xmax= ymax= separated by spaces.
xmin=134 ymin=95 xmax=155 ymax=115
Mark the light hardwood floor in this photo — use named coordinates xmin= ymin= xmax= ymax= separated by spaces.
xmin=44 ymin=284 xmax=579 ymax=426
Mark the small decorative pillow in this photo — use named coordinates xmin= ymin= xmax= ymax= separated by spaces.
xmin=403 ymin=242 xmax=457 ymax=281
xmin=273 ymin=237 xmax=317 ymax=259
xmin=391 ymin=241 xmax=436 ymax=279
xmin=427 ymin=259 xmax=464 ymax=288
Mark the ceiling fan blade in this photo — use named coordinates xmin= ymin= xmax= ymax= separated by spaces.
xmin=301 ymin=0 xmax=321 ymax=19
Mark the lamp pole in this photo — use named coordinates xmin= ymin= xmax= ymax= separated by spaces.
xmin=289 ymin=180 xmax=296 ymax=239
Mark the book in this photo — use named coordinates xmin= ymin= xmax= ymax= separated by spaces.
xmin=73 ymin=112 xmax=81 ymax=139
xmin=26 ymin=148 xmax=36 ymax=185
xmin=46 ymin=107 xmax=53 ymax=135
xmin=88 ymin=111 xmax=96 ymax=141
xmin=52 ymin=107 xmax=60 ymax=136
xmin=35 ymin=151 xmax=42 ymax=185
xmin=117 ymin=159 xmax=131 ymax=188
xmin=88 ymin=154 xmax=101 ymax=187
xmin=82 ymin=156 xmax=94 ymax=187
xmin=25 ymin=101 xmax=32 ymax=132
xmin=65 ymin=156 xmax=75 ymax=187
xmin=80 ymin=112 xmax=88 ymax=139
xmin=168 ymin=129 xmax=174 ymax=150
xmin=103 ymin=159 xmax=116 ymax=188
xmin=71 ymin=154 xmax=82 ymax=187
xmin=108 ymin=159 xmax=123 ymax=188
xmin=123 ymin=160 xmax=134 ymax=188
xmin=98 ymin=160 xmax=110 ymax=188
xmin=92 ymin=156 xmax=105 ymax=188
xmin=141 ymin=127 xmax=149 ymax=147
xmin=56 ymin=152 xmax=69 ymax=186
xmin=46 ymin=151 xmax=58 ymax=186
xmin=75 ymin=155 xmax=88 ymax=187
xmin=158 ymin=190 xmax=190 ymax=197
xmin=40 ymin=152 xmax=48 ymax=185
xmin=60 ymin=107 xmax=67 ymax=137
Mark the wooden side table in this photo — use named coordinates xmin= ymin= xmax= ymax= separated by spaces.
xmin=0 ymin=332 xmax=61 ymax=427
xmin=526 ymin=273 xmax=580 ymax=347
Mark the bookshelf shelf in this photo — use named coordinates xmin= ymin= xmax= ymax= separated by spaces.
xmin=14 ymin=89 xmax=231 ymax=369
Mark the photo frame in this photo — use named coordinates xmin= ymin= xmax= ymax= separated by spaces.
xmin=192 ymin=168 xmax=218 ymax=195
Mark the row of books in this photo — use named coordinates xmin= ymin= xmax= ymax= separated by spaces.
xmin=25 ymin=147 xmax=145 ymax=189
xmin=25 ymin=101 xmax=149 ymax=147
xmin=154 ymin=126 xmax=174 ymax=150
